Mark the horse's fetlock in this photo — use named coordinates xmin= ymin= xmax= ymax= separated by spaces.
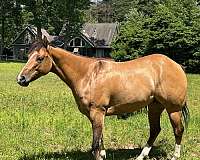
xmin=92 ymin=143 xmax=100 ymax=152
xmin=175 ymin=127 xmax=184 ymax=136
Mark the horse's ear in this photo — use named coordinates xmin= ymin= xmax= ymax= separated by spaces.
xmin=42 ymin=36 xmax=49 ymax=48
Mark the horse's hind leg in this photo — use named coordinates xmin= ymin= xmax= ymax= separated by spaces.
xmin=136 ymin=100 xmax=164 ymax=160
xmin=167 ymin=110 xmax=184 ymax=160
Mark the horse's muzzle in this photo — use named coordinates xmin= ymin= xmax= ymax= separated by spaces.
xmin=17 ymin=75 xmax=29 ymax=87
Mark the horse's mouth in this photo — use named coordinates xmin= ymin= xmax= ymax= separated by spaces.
xmin=17 ymin=81 xmax=30 ymax=87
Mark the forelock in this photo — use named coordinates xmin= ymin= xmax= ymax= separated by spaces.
xmin=28 ymin=41 xmax=45 ymax=54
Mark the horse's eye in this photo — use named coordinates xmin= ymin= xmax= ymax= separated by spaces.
xmin=36 ymin=57 xmax=44 ymax=63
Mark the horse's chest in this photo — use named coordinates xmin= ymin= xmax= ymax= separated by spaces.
xmin=77 ymin=76 xmax=104 ymax=103
xmin=75 ymin=80 xmax=106 ymax=115
xmin=73 ymin=87 xmax=93 ymax=115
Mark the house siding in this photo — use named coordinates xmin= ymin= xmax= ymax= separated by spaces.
xmin=11 ymin=26 xmax=58 ymax=60
xmin=12 ymin=28 xmax=36 ymax=60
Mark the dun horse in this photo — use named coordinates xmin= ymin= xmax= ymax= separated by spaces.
xmin=17 ymin=37 xmax=189 ymax=160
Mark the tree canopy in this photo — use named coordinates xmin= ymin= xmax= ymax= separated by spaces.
xmin=0 ymin=0 xmax=90 ymax=47
xmin=111 ymin=0 xmax=200 ymax=72
xmin=0 ymin=0 xmax=23 ymax=47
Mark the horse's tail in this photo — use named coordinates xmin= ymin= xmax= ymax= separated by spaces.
xmin=182 ymin=102 xmax=190 ymax=130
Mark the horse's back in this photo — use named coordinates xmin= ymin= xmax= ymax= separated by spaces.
xmin=127 ymin=54 xmax=186 ymax=104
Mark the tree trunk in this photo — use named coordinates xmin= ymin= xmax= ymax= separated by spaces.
xmin=37 ymin=25 xmax=42 ymax=40
xmin=1 ymin=17 xmax=5 ymax=60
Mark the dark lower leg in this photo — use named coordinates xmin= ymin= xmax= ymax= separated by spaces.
xmin=168 ymin=111 xmax=184 ymax=159
xmin=90 ymin=107 xmax=106 ymax=160
xmin=168 ymin=111 xmax=184 ymax=144
xmin=147 ymin=101 xmax=164 ymax=146
xmin=136 ymin=101 xmax=164 ymax=160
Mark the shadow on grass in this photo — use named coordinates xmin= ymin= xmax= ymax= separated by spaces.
xmin=0 ymin=60 xmax=26 ymax=63
xmin=19 ymin=147 xmax=167 ymax=160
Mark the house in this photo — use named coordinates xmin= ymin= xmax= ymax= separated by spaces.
xmin=61 ymin=23 xmax=119 ymax=58
xmin=11 ymin=23 xmax=118 ymax=60
xmin=11 ymin=26 xmax=59 ymax=60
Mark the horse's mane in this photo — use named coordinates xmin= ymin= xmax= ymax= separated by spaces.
xmin=28 ymin=41 xmax=45 ymax=54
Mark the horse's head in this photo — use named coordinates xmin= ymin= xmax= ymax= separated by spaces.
xmin=17 ymin=37 xmax=53 ymax=87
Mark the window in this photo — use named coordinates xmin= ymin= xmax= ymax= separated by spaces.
xmin=69 ymin=37 xmax=86 ymax=47
xmin=70 ymin=40 xmax=74 ymax=46
xmin=75 ymin=38 xmax=81 ymax=46
xmin=24 ymin=32 xmax=31 ymax=44
xmin=82 ymin=40 xmax=86 ymax=46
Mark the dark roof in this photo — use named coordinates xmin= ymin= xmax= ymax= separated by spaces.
xmin=30 ymin=26 xmax=57 ymax=42
xmin=82 ymin=23 xmax=119 ymax=47
xmin=12 ymin=26 xmax=57 ymax=45
xmin=60 ymin=23 xmax=119 ymax=48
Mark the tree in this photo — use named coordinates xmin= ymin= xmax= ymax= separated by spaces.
xmin=112 ymin=0 xmax=200 ymax=72
xmin=111 ymin=0 xmax=137 ymax=22
xmin=19 ymin=0 xmax=50 ymax=39
xmin=50 ymin=0 xmax=90 ymax=39
xmin=86 ymin=0 xmax=113 ymax=23
xmin=101 ymin=0 xmax=162 ymax=22
xmin=19 ymin=0 xmax=90 ymax=41
xmin=0 ymin=0 xmax=23 ymax=48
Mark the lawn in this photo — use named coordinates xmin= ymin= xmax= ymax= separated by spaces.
xmin=0 ymin=62 xmax=200 ymax=160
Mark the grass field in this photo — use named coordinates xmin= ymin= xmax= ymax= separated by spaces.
xmin=0 ymin=62 xmax=200 ymax=160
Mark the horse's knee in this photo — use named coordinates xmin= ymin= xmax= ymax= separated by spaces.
xmin=174 ymin=125 xmax=184 ymax=137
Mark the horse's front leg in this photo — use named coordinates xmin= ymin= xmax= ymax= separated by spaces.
xmin=89 ymin=105 xmax=106 ymax=160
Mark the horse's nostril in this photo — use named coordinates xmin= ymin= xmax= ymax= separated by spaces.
xmin=17 ymin=75 xmax=29 ymax=87
xmin=19 ymin=75 xmax=26 ymax=83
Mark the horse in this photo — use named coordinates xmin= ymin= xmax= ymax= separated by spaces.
xmin=17 ymin=37 xmax=189 ymax=160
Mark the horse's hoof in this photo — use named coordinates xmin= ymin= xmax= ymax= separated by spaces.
xmin=171 ymin=157 xmax=177 ymax=160
xmin=93 ymin=150 xmax=106 ymax=160
xmin=100 ymin=150 xmax=106 ymax=159
xmin=135 ymin=156 xmax=144 ymax=160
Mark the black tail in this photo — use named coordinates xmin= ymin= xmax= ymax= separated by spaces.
xmin=182 ymin=102 xmax=190 ymax=130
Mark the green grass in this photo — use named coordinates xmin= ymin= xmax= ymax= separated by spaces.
xmin=0 ymin=62 xmax=200 ymax=160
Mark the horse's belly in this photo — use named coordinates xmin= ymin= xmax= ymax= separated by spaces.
xmin=106 ymin=75 xmax=155 ymax=114
xmin=106 ymin=95 xmax=153 ymax=116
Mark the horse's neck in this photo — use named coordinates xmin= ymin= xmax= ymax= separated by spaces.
xmin=49 ymin=47 xmax=93 ymax=89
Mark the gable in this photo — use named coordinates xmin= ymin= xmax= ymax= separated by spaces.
xmin=67 ymin=36 xmax=94 ymax=48
xmin=12 ymin=26 xmax=56 ymax=46
xmin=12 ymin=27 xmax=36 ymax=45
